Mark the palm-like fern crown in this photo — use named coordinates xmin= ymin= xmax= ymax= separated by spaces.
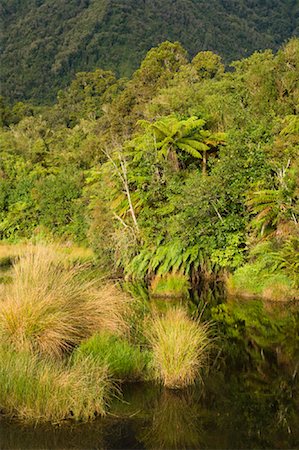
xmin=247 ymin=163 xmax=299 ymax=237
xmin=139 ymin=116 xmax=226 ymax=161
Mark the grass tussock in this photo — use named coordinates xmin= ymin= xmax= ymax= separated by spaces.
xmin=73 ymin=332 xmax=152 ymax=381
xmin=150 ymin=272 xmax=190 ymax=298
xmin=0 ymin=245 xmax=129 ymax=357
xmin=146 ymin=308 xmax=210 ymax=389
xmin=0 ymin=345 xmax=110 ymax=422
xmin=0 ymin=243 xmax=28 ymax=268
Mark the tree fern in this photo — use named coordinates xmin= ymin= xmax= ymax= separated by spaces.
xmin=138 ymin=115 xmax=226 ymax=172
xmin=270 ymin=238 xmax=299 ymax=286
xmin=247 ymin=164 xmax=298 ymax=238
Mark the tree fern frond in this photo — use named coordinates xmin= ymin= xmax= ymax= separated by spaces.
xmin=177 ymin=143 xmax=202 ymax=158
xmin=179 ymin=138 xmax=208 ymax=150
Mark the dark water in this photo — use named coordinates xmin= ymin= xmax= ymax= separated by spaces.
xmin=1 ymin=373 xmax=298 ymax=450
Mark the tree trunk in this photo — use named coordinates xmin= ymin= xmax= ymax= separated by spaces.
xmin=202 ymin=150 xmax=207 ymax=175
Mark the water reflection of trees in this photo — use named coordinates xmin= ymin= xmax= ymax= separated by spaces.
xmin=0 ymin=421 xmax=105 ymax=450
xmin=139 ymin=388 xmax=202 ymax=449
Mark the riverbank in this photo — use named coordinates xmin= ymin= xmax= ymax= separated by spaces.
xmin=226 ymin=263 xmax=299 ymax=302
xmin=0 ymin=244 xmax=213 ymax=423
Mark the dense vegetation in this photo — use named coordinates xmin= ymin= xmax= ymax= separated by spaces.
xmin=0 ymin=38 xmax=298 ymax=300
xmin=1 ymin=22 xmax=298 ymax=427
xmin=1 ymin=0 xmax=299 ymax=103
xmin=0 ymin=245 xmax=212 ymax=421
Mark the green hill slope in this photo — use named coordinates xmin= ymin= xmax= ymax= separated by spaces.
xmin=1 ymin=0 xmax=298 ymax=103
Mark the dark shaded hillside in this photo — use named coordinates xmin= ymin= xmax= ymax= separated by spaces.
xmin=1 ymin=0 xmax=298 ymax=103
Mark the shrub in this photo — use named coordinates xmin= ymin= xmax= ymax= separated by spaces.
xmin=0 ymin=245 xmax=129 ymax=357
xmin=146 ymin=308 xmax=210 ymax=388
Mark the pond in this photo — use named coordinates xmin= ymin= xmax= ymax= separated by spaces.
xmin=1 ymin=282 xmax=298 ymax=449
xmin=1 ymin=372 xmax=298 ymax=449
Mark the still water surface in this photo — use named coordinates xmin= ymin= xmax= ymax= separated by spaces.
xmin=1 ymin=372 xmax=298 ymax=449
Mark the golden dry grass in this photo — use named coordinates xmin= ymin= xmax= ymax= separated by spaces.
xmin=0 ymin=242 xmax=94 ymax=266
xmin=146 ymin=308 xmax=210 ymax=389
xmin=0 ymin=245 xmax=129 ymax=357
xmin=262 ymin=283 xmax=299 ymax=301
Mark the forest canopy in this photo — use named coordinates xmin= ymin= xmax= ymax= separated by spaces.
xmin=0 ymin=38 xmax=298 ymax=295
xmin=1 ymin=0 xmax=298 ymax=103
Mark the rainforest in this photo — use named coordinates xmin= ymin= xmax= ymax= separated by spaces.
xmin=1 ymin=39 xmax=298 ymax=297
xmin=0 ymin=36 xmax=299 ymax=449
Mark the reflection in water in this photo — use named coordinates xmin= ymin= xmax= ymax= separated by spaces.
xmin=1 ymin=373 xmax=298 ymax=450
xmin=0 ymin=421 xmax=105 ymax=450
xmin=140 ymin=389 xmax=202 ymax=449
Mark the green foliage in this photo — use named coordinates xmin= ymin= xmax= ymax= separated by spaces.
xmin=270 ymin=238 xmax=299 ymax=287
xmin=0 ymin=39 xmax=298 ymax=290
xmin=73 ymin=332 xmax=152 ymax=381
xmin=247 ymin=164 xmax=299 ymax=238
xmin=139 ymin=115 xmax=226 ymax=173
xmin=2 ymin=0 xmax=298 ymax=103
xmin=56 ymin=69 xmax=121 ymax=127
xmin=191 ymin=51 xmax=224 ymax=79
xmin=37 ymin=169 xmax=87 ymax=241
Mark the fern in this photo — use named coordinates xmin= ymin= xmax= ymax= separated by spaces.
xmin=136 ymin=115 xmax=226 ymax=172
xmin=270 ymin=238 xmax=299 ymax=286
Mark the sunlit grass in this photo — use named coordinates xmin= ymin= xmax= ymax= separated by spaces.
xmin=226 ymin=263 xmax=298 ymax=301
xmin=0 ymin=242 xmax=95 ymax=268
xmin=150 ymin=272 xmax=190 ymax=298
xmin=146 ymin=308 xmax=211 ymax=388
xmin=0 ymin=344 xmax=110 ymax=422
xmin=0 ymin=243 xmax=28 ymax=267
xmin=0 ymin=245 xmax=129 ymax=357
xmin=73 ymin=332 xmax=152 ymax=381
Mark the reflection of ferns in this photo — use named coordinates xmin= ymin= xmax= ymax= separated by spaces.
xmin=126 ymin=240 xmax=219 ymax=281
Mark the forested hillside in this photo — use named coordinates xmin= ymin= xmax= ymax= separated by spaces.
xmin=1 ymin=0 xmax=298 ymax=103
xmin=1 ymin=38 xmax=298 ymax=299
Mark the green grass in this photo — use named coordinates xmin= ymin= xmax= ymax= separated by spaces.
xmin=73 ymin=332 xmax=152 ymax=381
xmin=0 ymin=344 xmax=111 ymax=423
xmin=227 ymin=262 xmax=298 ymax=301
xmin=146 ymin=308 xmax=211 ymax=389
xmin=150 ymin=273 xmax=190 ymax=298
